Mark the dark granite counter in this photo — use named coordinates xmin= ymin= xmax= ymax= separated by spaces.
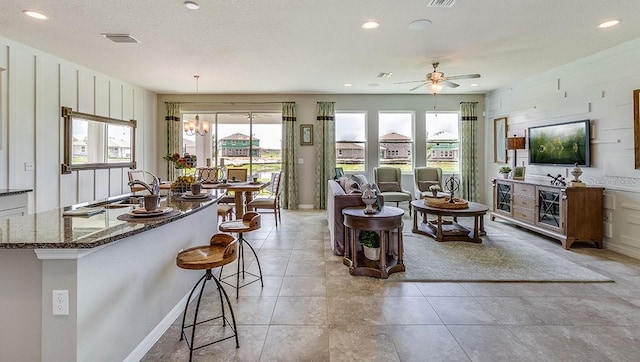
xmin=0 ymin=191 xmax=224 ymax=249
xmin=0 ymin=188 xmax=33 ymax=196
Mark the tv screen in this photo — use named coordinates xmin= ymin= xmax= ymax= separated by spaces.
xmin=528 ymin=120 xmax=590 ymax=167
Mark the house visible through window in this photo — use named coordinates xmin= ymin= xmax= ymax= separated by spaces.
xmin=426 ymin=112 xmax=459 ymax=175
xmin=335 ymin=112 xmax=366 ymax=172
xmin=379 ymin=112 xmax=413 ymax=172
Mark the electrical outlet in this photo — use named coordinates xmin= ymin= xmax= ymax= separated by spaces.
xmin=24 ymin=162 xmax=34 ymax=171
xmin=52 ymin=290 xmax=69 ymax=316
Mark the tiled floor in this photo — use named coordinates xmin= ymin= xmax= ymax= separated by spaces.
xmin=143 ymin=208 xmax=640 ymax=361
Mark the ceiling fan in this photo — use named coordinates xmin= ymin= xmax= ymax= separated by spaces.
xmin=397 ymin=62 xmax=480 ymax=93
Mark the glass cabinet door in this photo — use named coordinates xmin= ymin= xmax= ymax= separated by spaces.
xmin=537 ymin=188 xmax=562 ymax=230
xmin=496 ymin=183 xmax=512 ymax=213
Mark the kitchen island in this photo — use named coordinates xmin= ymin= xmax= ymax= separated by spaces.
xmin=0 ymin=191 xmax=225 ymax=361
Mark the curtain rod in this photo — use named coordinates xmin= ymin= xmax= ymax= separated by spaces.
xmin=164 ymin=101 xmax=286 ymax=105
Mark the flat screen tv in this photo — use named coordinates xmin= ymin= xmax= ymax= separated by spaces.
xmin=528 ymin=120 xmax=590 ymax=167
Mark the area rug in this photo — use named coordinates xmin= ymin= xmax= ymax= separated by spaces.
xmin=385 ymin=224 xmax=613 ymax=283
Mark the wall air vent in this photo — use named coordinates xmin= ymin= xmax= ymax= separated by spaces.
xmin=101 ymin=34 xmax=139 ymax=43
xmin=427 ymin=0 xmax=457 ymax=8
xmin=377 ymin=72 xmax=392 ymax=78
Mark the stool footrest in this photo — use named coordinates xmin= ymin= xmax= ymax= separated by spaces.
xmin=219 ymin=271 xmax=262 ymax=290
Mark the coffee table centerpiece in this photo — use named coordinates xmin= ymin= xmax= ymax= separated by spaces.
xmin=424 ymin=176 xmax=469 ymax=209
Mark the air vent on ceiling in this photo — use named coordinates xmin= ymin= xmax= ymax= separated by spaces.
xmin=427 ymin=0 xmax=457 ymax=8
xmin=101 ymin=34 xmax=139 ymax=43
xmin=377 ymin=72 xmax=392 ymax=78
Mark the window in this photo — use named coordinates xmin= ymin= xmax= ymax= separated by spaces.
xmin=426 ymin=112 xmax=459 ymax=175
xmin=183 ymin=112 xmax=282 ymax=182
xmin=379 ymin=112 xmax=413 ymax=172
xmin=335 ymin=112 xmax=366 ymax=172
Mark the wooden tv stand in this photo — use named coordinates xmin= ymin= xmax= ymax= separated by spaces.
xmin=490 ymin=179 xmax=604 ymax=250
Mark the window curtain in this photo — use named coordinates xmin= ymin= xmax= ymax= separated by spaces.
xmin=314 ymin=102 xmax=336 ymax=209
xmin=281 ymin=102 xmax=299 ymax=210
xmin=459 ymin=102 xmax=479 ymax=201
xmin=165 ymin=102 xmax=181 ymax=181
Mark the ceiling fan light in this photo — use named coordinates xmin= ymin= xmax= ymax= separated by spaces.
xmin=23 ymin=10 xmax=47 ymax=20
xmin=184 ymin=1 xmax=200 ymax=10
xmin=429 ymin=83 xmax=444 ymax=95
xmin=598 ymin=20 xmax=619 ymax=28
xmin=362 ymin=21 xmax=380 ymax=30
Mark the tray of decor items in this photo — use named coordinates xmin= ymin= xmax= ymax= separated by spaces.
xmin=424 ymin=196 xmax=469 ymax=209
xmin=170 ymin=175 xmax=196 ymax=193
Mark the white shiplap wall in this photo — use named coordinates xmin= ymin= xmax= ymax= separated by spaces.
xmin=485 ymin=37 xmax=640 ymax=258
xmin=0 ymin=36 xmax=157 ymax=213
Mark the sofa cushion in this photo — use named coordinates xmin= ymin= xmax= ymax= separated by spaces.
xmin=378 ymin=181 xmax=402 ymax=192
xmin=418 ymin=180 xmax=439 ymax=192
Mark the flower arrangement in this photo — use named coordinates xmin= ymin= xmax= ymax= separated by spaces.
xmin=428 ymin=185 xmax=441 ymax=192
xmin=163 ymin=153 xmax=197 ymax=169
xmin=498 ymin=166 xmax=512 ymax=174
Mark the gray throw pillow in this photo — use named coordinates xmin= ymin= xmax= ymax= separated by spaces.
xmin=418 ymin=181 xmax=439 ymax=192
xmin=344 ymin=179 xmax=362 ymax=194
xmin=378 ymin=181 xmax=402 ymax=192
xmin=350 ymin=174 xmax=368 ymax=186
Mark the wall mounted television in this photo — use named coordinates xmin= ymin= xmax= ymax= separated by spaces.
xmin=528 ymin=120 xmax=590 ymax=167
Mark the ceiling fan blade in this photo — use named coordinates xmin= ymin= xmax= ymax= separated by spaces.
xmin=442 ymin=81 xmax=460 ymax=88
xmin=446 ymin=73 xmax=481 ymax=80
xmin=409 ymin=83 xmax=428 ymax=91
xmin=395 ymin=80 xmax=423 ymax=84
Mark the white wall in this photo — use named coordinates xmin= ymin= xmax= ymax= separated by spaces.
xmin=485 ymin=37 xmax=640 ymax=258
xmin=0 ymin=36 xmax=158 ymax=213
xmin=157 ymin=93 xmax=486 ymax=207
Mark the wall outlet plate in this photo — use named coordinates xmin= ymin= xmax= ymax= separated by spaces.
xmin=53 ymin=290 xmax=69 ymax=315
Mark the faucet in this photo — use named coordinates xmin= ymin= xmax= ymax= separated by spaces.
xmin=128 ymin=172 xmax=160 ymax=195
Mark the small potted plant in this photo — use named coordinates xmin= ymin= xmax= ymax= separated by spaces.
xmin=359 ymin=231 xmax=380 ymax=261
xmin=498 ymin=166 xmax=512 ymax=179
xmin=428 ymin=184 xmax=441 ymax=197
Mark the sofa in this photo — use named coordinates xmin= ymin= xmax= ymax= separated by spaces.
xmin=327 ymin=176 xmax=387 ymax=256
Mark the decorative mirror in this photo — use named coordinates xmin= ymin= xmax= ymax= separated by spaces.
xmin=61 ymin=106 xmax=136 ymax=173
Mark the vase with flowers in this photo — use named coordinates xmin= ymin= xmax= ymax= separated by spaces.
xmin=428 ymin=184 xmax=441 ymax=197
xmin=163 ymin=153 xmax=198 ymax=180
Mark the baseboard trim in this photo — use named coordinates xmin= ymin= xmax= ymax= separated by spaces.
xmin=124 ymin=289 xmax=196 ymax=361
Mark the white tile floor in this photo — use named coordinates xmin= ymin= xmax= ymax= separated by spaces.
xmin=143 ymin=208 xmax=640 ymax=361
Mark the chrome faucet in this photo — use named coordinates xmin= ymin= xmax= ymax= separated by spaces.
xmin=128 ymin=172 xmax=160 ymax=195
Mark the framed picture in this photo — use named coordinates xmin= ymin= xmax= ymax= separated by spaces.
xmin=334 ymin=167 xmax=344 ymax=179
xmin=494 ymin=117 xmax=507 ymax=163
xmin=300 ymin=124 xmax=313 ymax=146
xmin=513 ymin=166 xmax=526 ymax=180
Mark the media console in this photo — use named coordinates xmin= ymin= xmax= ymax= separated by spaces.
xmin=491 ymin=179 xmax=604 ymax=250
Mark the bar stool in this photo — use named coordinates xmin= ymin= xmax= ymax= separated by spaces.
xmin=176 ymin=233 xmax=239 ymax=361
xmin=218 ymin=211 xmax=263 ymax=298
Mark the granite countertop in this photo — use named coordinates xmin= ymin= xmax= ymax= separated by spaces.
xmin=0 ymin=191 xmax=224 ymax=249
xmin=0 ymin=189 xmax=33 ymax=196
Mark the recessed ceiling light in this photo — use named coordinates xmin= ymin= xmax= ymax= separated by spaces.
xmin=408 ymin=19 xmax=432 ymax=30
xmin=23 ymin=10 xmax=47 ymax=20
xmin=598 ymin=20 xmax=620 ymax=28
xmin=344 ymin=83 xmax=353 ymax=87
xmin=470 ymin=83 xmax=478 ymax=87
xmin=184 ymin=1 xmax=200 ymax=10
xmin=362 ymin=21 xmax=380 ymax=30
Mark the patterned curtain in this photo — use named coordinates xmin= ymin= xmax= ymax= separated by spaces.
xmin=459 ymin=102 xmax=479 ymax=201
xmin=281 ymin=102 xmax=299 ymax=210
xmin=165 ymin=102 xmax=181 ymax=181
xmin=314 ymin=102 xmax=336 ymax=209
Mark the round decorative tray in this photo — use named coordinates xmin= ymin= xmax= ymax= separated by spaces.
xmin=424 ymin=196 xmax=469 ymax=209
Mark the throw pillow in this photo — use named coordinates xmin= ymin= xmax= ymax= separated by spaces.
xmin=418 ymin=181 xmax=439 ymax=192
xmin=350 ymin=174 xmax=368 ymax=186
xmin=344 ymin=179 xmax=362 ymax=194
xmin=337 ymin=176 xmax=350 ymax=191
xmin=378 ymin=181 xmax=402 ymax=192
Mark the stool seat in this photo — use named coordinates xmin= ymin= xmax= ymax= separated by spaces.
xmin=177 ymin=235 xmax=237 ymax=270
xmin=219 ymin=212 xmax=261 ymax=233
xmin=176 ymin=233 xmax=239 ymax=360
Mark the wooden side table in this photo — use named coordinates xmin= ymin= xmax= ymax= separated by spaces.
xmin=342 ymin=206 xmax=405 ymax=279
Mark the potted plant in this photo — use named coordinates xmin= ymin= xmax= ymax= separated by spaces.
xmin=498 ymin=166 xmax=512 ymax=179
xmin=428 ymin=184 xmax=441 ymax=197
xmin=360 ymin=231 xmax=380 ymax=261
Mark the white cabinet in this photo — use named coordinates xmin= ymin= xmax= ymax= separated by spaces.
xmin=0 ymin=192 xmax=29 ymax=218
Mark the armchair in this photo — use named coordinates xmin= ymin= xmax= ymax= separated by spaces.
xmin=373 ymin=166 xmax=412 ymax=215
xmin=414 ymin=166 xmax=443 ymax=199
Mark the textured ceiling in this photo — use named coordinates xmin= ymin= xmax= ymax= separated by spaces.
xmin=1 ymin=0 xmax=639 ymax=94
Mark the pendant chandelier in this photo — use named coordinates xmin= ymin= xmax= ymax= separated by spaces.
xmin=183 ymin=74 xmax=209 ymax=136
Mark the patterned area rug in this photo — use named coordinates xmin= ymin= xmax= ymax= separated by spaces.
xmin=386 ymin=221 xmax=613 ymax=282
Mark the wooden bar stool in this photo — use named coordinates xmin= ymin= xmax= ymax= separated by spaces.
xmin=176 ymin=233 xmax=239 ymax=361
xmin=218 ymin=211 xmax=263 ymax=298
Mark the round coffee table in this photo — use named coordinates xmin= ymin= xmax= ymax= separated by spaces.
xmin=411 ymin=199 xmax=489 ymax=243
